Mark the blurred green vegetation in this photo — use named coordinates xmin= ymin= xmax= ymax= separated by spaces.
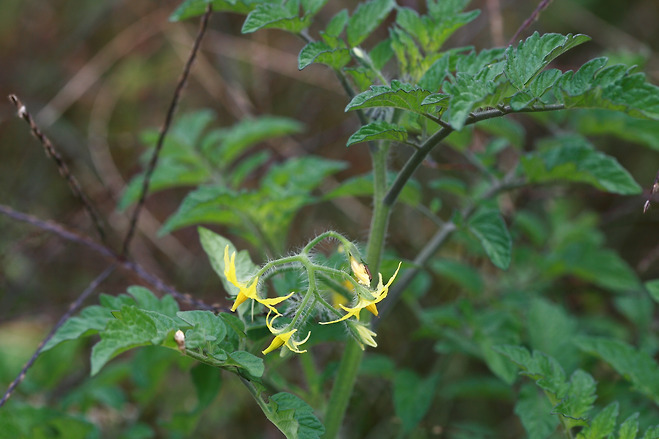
xmin=1 ymin=0 xmax=659 ymax=438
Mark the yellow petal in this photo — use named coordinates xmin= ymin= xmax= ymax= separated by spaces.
xmin=262 ymin=336 xmax=286 ymax=355
xmin=230 ymin=291 xmax=249 ymax=312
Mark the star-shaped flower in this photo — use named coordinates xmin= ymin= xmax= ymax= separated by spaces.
xmin=224 ymin=246 xmax=292 ymax=313
xmin=262 ymin=311 xmax=311 ymax=355
xmin=321 ymin=262 xmax=401 ymax=324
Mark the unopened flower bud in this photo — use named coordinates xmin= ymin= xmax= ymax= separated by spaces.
xmin=350 ymin=256 xmax=372 ymax=286
xmin=174 ymin=330 xmax=186 ymax=354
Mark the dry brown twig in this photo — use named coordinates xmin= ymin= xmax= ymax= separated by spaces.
xmin=8 ymin=94 xmax=108 ymax=244
xmin=121 ymin=4 xmax=213 ymax=256
xmin=0 ymin=5 xmax=217 ymax=408
xmin=508 ymin=0 xmax=555 ymax=46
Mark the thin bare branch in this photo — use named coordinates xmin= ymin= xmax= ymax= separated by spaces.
xmin=7 ymin=94 xmax=107 ymax=244
xmin=0 ymin=266 xmax=116 ymax=409
xmin=121 ymin=5 xmax=212 ymax=256
xmin=0 ymin=203 xmax=224 ymax=312
xmin=508 ymin=0 xmax=554 ymax=46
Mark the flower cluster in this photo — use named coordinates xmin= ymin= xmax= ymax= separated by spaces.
xmin=221 ymin=237 xmax=401 ymax=356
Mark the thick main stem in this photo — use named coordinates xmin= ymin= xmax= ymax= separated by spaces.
xmin=322 ymin=144 xmax=390 ymax=438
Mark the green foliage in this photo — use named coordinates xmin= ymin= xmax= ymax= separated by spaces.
xmin=521 ymin=135 xmax=642 ymax=195
xmin=575 ymin=337 xmax=659 ymax=404
xmin=8 ymin=0 xmax=659 ymax=438
xmin=393 ymin=369 xmax=440 ymax=434
xmin=467 ymin=208 xmax=512 ymax=270
xmin=265 ymin=392 xmax=325 ymax=439
xmin=346 ymin=121 xmax=408 ymax=146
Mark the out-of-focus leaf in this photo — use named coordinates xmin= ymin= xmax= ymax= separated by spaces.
xmin=571 ymin=109 xmax=659 ymax=151
xmin=617 ymin=413 xmax=640 ymax=439
xmin=521 ymin=136 xmax=641 ymax=195
xmin=429 ymin=259 xmax=483 ymax=294
xmin=346 ymin=0 xmax=394 ymax=47
xmin=467 ymin=209 xmax=512 ymax=270
xmin=553 ymin=370 xmax=596 ymax=429
xmin=198 ymin=227 xmax=259 ymax=297
xmin=242 ymin=0 xmax=318 ymax=34
xmin=323 ymin=171 xmax=422 ymax=207
xmin=576 ymin=402 xmax=619 ymax=439
xmin=190 ymin=363 xmax=222 ymax=411
xmin=170 ymin=0 xmax=260 ymax=21
xmin=393 ymin=369 xmax=440 ymax=434
xmin=42 ymin=306 xmax=113 ymax=352
xmin=575 ymin=337 xmax=659 ymax=404
xmin=514 ymin=384 xmax=558 ymax=439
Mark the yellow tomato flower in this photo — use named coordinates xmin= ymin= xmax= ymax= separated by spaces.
xmin=262 ymin=311 xmax=311 ymax=355
xmin=224 ymin=246 xmax=293 ymax=313
xmin=350 ymin=256 xmax=372 ymax=286
xmin=321 ymin=262 xmax=402 ymax=324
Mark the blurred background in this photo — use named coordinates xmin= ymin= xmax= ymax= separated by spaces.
xmin=1 ymin=0 xmax=658 ymax=437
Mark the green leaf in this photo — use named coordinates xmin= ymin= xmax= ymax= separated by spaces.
xmin=575 ymin=337 xmax=659 ymax=404
xmin=177 ymin=311 xmax=227 ymax=348
xmin=170 ymin=0 xmax=260 ymax=22
xmin=158 ymin=185 xmax=243 ymax=235
xmin=642 ymin=426 xmax=659 ymax=439
xmin=571 ymin=109 xmax=659 ymax=151
xmin=393 ymin=370 xmax=440 ymax=434
xmin=527 ymin=299 xmax=578 ymax=370
xmin=395 ymin=4 xmax=479 ymax=54
xmin=242 ymin=0 xmax=311 ymax=34
xmin=345 ymin=80 xmax=433 ymax=114
xmin=618 ymin=413 xmax=640 ymax=439
xmin=440 ymin=50 xmax=508 ymax=128
xmin=521 ymin=136 xmax=641 ymax=195
xmin=495 ymin=345 xmax=568 ymax=399
xmin=298 ymin=41 xmax=350 ymax=70
xmin=644 ymin=279 xmax=659 ymax=303
xmin=429 ymin=259 xmax=483 ymax=294
xmin=505 ymin=32 xmax=591 ymax=90
xmin=370 ymin=38 xmax=394 ymax=70
xmin=42 ymin=306 xmax=113 ymax=352
xmin=229 ymin=150 xmax=271 ymax=187
xmin=119 ymin=158 xmax=211 ymax=211
xmin=553 ymin=370 xmax=596 ymax=429
xmin=346 ymin=121 xmax=408 ymax=146
xmin=576 ymin=402 xmax=619 ymax=439
xmin=191 ymin=363 xmax=222 ymax=410
xmin=127 ymin=286 xmax=180 ymax=316
xmin=91 ymin=306 xmax=161 ymax=375
xmin=324 ymin=9 xmax=348 ymax=37
xmin=467 ymin=209 xmax=512 ymax=270
xmin=226 ymin=351 xmax=264 ymax=378
xmin=346 ymin=0 xmax=395 ymax=47
xmin=198 ymin=227 xmax=259 ymax=297
xmin=323 ymin=171 xmax=422 ymax=207
xmin=556 ymin=58 xmax=659 ymax=120
xmin=208 ymin=116 xmax=304 ymax=167
xmin=266 ymin=392 xmax=325 ymax=439
xmin=514 ymin=384 xmax=559 ymax=439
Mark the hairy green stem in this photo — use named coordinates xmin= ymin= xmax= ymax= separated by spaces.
xmin=322 ymin=143 xmax=390 ymax=438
